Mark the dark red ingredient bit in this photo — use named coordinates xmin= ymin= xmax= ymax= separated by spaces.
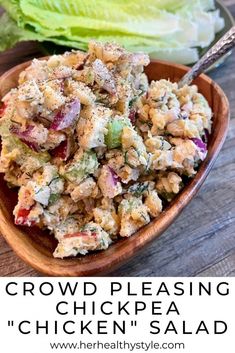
xmin=23 ymin=140 xmax=40 ymax=152
xmin=10 ymin=123 xmax=33 ymax=135
xmin=128 ymin=109 xmax=136 ymax=125
xmin=50 ymin=99 xmax=80 ymax=131
xmin=0 ymin=102 xmax=7 ymax=117
xmin=50 ymin=139 xmax=70 ymax=160
xmin=15 ymin=206 xmax=36 ymax=226
xmin=76 ymin=63 xmax=84 ymax=71
xmin=10 ymin=124 xmax=40 ymax=152
xmin=16 ymin=208 xmax=31 ymax=219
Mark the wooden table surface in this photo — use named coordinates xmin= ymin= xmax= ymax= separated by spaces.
xmin=0 ymin=1 xmax=234 ymax=277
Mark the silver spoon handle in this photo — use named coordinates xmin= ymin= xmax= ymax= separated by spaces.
xmin=178 ymin=26 xmax=235 ymax=88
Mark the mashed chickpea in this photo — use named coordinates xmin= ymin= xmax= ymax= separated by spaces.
xmin=0 ymin=41 xmax=212 ymax=258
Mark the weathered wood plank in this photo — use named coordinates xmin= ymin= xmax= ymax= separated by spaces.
xmin=0 ymin=0 xmax=234 ymax=277
xmin=196 ymin=252 xmax=235 ymax=276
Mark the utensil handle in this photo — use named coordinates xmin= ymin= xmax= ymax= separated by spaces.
xmin=178 ymin=26 xmax=235 ymax=87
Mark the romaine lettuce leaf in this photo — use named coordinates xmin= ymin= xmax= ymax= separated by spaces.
xmin=0 ymin=13 xmax=43 ymax=52
xmin=6 ymin=0 xmax=181 ymax=37
xmin=0 ymin=0 xmax=224 ymax=65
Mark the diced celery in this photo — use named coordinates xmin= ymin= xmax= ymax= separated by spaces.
xmin=63 ymin=150 xmax=99 ymax=184
xmin=49 ymin=193 xmax=60 ymax=205
xmin=105 ymin=117 xmax=130 ymax=149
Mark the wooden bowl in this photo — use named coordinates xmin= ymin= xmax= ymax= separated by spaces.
xmin=0 ymin=59 xmax=230 ymax=276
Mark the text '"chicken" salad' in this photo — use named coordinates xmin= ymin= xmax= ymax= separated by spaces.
xmin=0 ymin=42 xmax=212 ymax=258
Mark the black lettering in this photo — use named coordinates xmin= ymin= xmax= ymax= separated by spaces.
xmin=135 ymin=301 xmax=146 ymax=314
xmin=63 ymin=321 xmax=75 ymax=334
xmin=56 ymin=301 xmax=68 ymax=315
xmin=152 ymin=302 xmax=162 ymax=315
xmin=119 ymin=301 xmax=130 ymax=315
xmin=189 ymin=282 xmax=193 ymax=296
xmin=196 ymin=321 xmax=209 ymax=334
xmin=39 ymin=282 xmax=53 ymax=296
xmin=164 ymin=321 xmax=178 ymax=334
xmin=58 ymin=282 xmax=78 ymax=296
xmin=111 ymin=282 xmax=122 ymax=295
xmin=23 ymin=282 xmax=34 ymax=296
xmin=98 ymin=321 xmax=108 ymax=334
xmin=81 ymin=321 xmax=92 ymax=334
xmin=217 ymin=282 xmax=229 ymax=296
xmin=101 ymin=301 xmax=112 ymax=315
xmin=182 ymin=321 xmax=193 ymax=334
xmin=174 ymin=282 xmax=184 ymax=296
xmin=74 ymin=301 xmax=86 ymax=315
xmin=142 ymin=282 xmax=152 ymax=296
xmin=166 ymin=301 xmax=180 ymax=315
xmin=150 ymin=321 xmax=160 ymax=334
xmin=215 ymin=321 xmax=227 ymax=334
xmin=36 ymin=320 xmax=48 ymax=334
xmin=199 ymin=282 xmax=211 ymax=296
xmin=114 ymin=321 xmax=125 ymax=334
xmin=18 ymin=321 xmax=30 ymax=334
xmin=156 ymin=283 xmax=170 ymax=296
xmin=127 ymin=282 xmax=137 ymax=296
xmin=84 ymin=282 xmax=97 ymax=296
xmin=6 ymin=282 xmax=17 ymax=296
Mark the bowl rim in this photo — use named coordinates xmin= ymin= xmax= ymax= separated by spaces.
xmin=0 ymin=58 xmax=230 ymax=276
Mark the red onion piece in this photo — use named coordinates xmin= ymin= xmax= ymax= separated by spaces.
xmin=99 ymin=166 xmax=121 ymax=198
xmin=92 ymin=59 xmax=116 ymax=94
xmin=0 ymin=102 xmax=7 ymax=117
xmin=10 ymin=124 xmax=40 ymax=152
xmin=50 ymin=139 xmax=71 ymax=160
xmin=128 ymin=109 xmax=136 ymax=125
xmin=50 ymin=99 xmax=80 ymax=131
xmin=191 ymin=138 xmax=207 ymax=153
xmin=23 ymin=141 xmax=40 ymax=152
xmin=10 ymin=124 xmax=34 ymax=137
xmin=108 ymin=166 xmax=120 ymax=186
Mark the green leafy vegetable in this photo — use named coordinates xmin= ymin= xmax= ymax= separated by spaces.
xmin=128 ymin=182 xmax=149 ymax=197
xmin=0 ymin=0 xmax=225 ymax=64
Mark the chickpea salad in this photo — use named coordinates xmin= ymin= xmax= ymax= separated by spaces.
xmin=0 ymin=42 xmax=212 ymax=258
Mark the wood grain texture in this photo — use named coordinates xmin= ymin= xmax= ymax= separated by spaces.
xmin=0 ymin=0 xmax=234 ymax=277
